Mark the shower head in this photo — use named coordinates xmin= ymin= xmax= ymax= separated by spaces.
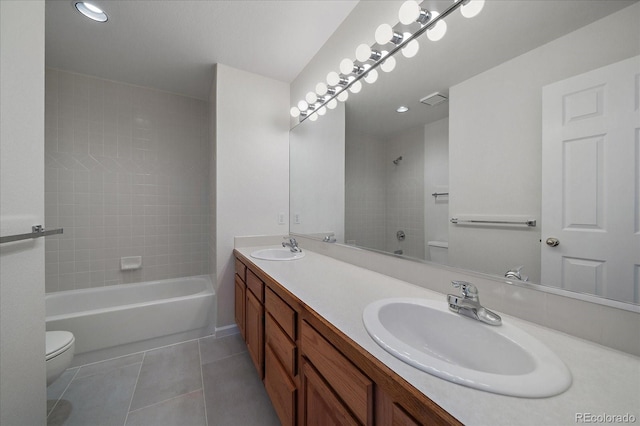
xmin=393 ymin=156 xmax=403 ymax=165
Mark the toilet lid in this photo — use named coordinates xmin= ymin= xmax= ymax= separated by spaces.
xmin=46 ymin=331 xmax=75 ymax=360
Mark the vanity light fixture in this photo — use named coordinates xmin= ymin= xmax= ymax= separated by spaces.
xmin=292 ymin=0 xmax=483 ymax=123
xmin=74 ymin=2 xmax=108 ymax=22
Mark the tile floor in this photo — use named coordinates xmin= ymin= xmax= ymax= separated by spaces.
xmin=46 ymin=334 xmax=280 ymax=426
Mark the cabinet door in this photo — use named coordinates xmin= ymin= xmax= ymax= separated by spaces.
xmin=245 ymin=290 xmax=264 ymax=378
xmin=265 ymin=344 xmax=296 ymax=426
xmin=234 ymin=275 xmax=246 ymax=339
xmin=302 ymin=361 xmax=359 ymax=426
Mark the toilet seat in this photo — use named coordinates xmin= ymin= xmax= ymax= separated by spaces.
xmin=46 ymin=331 xmax=75 ymax=361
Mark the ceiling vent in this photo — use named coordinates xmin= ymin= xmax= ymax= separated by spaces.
xmin=420 ymin=92 xmax=448 ymax=106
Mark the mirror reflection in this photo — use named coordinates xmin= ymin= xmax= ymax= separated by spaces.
xmin=290 ymin=0 xmax=640 ymax=305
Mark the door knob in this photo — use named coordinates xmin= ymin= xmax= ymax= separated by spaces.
xmin=545 ymin=237 xmax=560 ymax=247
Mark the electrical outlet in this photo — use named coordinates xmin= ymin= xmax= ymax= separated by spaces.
xmin=294 ymin=213 xmax=301 ymax=224
xmin=278 ymin=213 xmax=285 ymax=225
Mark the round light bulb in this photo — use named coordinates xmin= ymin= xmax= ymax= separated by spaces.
xmin=74 ymin=2 xmax=108 ymax=22
xmin=349 ymin=81 xmax=362 ymax=94
xmin=375 ymin=23 xmax=394 ymax=45
xmin=309 ymin=113 xmax=318 ymax=122
xmin=355 ymin=44 xmax=372 ymax=62
xmin=337 ymin=90 xmax=349 ymax=102
xmin=364 ymin=69 xmax=378 ymax=84
xmin=402 ymin=39 xmax=419 ymax=58
xmin=461 ymin=0 xmax=485 ymax=18
xmin=297 ymin=100 xmax=308 ymax=111
xmin=315 ymin=82 xmax=328 ymax=96
xmin=317 ymin=106 xmax=327 ymax=116
xmin=339 ymin=58 xmax=354 ymax=75
xmin=398 ymin=1 xmax=420 ymax=25
xmin=305 ymin=91 xmax=317 ymax=104
xmin=327 ymin=71 xmax=340 ymax=86
xmin=380 ymin=55 xmax=396 ymax=73
xmin=290 ymin=107 xmax=300 ymax=118
xmin=427 ymin=12 xmax=447 ymax=41
xmin=327 ymin=99 xmax=338 ymax=110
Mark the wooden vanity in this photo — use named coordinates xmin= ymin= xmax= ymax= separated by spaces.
xmin=234 ymin=250 xmax=460 ymax=426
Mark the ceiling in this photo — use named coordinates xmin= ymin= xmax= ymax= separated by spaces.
xmin=45 ymin=0 xmax=359 ymax=100
xmin=343 ymin=0 xmax=638 ymax=139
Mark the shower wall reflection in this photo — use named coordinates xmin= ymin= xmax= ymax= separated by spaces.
xmin=345 ymin=116 xmax=449 ymax=260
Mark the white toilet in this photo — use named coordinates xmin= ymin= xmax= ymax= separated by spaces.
xmin=427 ymin=240 xmax=449 ymax=265
xmin=46 ymin=330 xmax=75 ymax=386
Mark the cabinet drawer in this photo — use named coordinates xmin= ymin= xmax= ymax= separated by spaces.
xmin=265 ymin=287 xmax=296 ymax=340
xmin=234 ymin=275 xmax=245 ymax=339
xmin=301 ymin=321 xmax=373 ymax=425
xmin=302 ymin=360 xmax=359 ymax=426
xmin=265 ymin=345 xmax=296 ymax=426
xmin=246 ymin=290 xmax=264 ymax=378
xmin=246 ymin=269 xmax=264 ymax=302
xmin=235 ymin=258 xmax=246 ymax=282
xmin=266 ymin=313 xmax=296 ymax=377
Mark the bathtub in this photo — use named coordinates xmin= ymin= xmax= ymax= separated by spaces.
xmin=46 ymin=275 xmax=215 ymax=366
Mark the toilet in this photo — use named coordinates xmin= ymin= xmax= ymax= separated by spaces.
xmin=427 ymin=240 xmax=449 ymax=265
xmin=46 ymin=331 xmax=75 ymax=386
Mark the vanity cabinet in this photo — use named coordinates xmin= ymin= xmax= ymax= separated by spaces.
xmin=235 ymin=259 xmax=265 ymax=378
xmin=234 ymin=259 xmax=246 ymax=339
xmin=264 ymin=287 xmax=298 ymax=426
xmin=234 ymin=251 xmax=460 ymax=426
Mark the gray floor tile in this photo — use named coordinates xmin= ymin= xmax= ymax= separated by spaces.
xmin=199 ymin=334 xmax=246 ymax=365
xmin=47 ymin=362 xmax=141 ymax=426
xmin=129 ymin=340 xmax=202 ymax=411
xmin=76 ymin=353 xmax=144 ymax=379
xmin=202 ymin=352 xmax=280 ymax=426
xmin=47 ymin=367 xmax=79 ymax=415
xmin=125 ymin=389 xmax=206 ymax=426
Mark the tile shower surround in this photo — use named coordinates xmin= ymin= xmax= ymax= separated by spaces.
xmin=44 ymin=69 xmax=210 ymax=292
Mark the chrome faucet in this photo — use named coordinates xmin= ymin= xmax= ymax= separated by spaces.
xmin=505 ymin=266 xmax=528 ymax=282
xmin=447 ymin=281 xmax=502 ymax=326
xmin=282 ymin=237 xmax=302 ymax=253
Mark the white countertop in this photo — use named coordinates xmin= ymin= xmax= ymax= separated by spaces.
xmin=236 ymin=246 xmax=640 ymax=426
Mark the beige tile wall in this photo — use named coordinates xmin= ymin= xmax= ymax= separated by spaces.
xmin=45 ymin=69 xmax=210 ymax=292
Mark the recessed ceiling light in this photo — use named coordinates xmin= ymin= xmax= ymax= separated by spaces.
xmin=396 ymin=106 xmax=409 ymax=113
xmin=74 ymin=2 xmax=108 ymax=22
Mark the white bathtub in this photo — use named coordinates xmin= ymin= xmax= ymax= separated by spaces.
xmin=46 ymin=275 xmax=215 ymax=365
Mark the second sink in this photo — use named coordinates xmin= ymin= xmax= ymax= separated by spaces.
xmin=251 ymin=248 xmax=306 ymax=261
xmin=363 ymin=298 xmax=572 ymax=397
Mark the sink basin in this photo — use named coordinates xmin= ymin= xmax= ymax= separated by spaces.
xmin=363 ymin=298 xmax=571 ymax=397
xmin=250 ymin=248 xmax=306 ymax=261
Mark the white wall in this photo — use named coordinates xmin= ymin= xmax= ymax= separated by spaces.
xmin=0 ymin=1 xmax=47 ymax=424
xmin=384 ymin=126 xmax=425 ymax=258
xmin=345 ymin=125 xmax=386 ymax=250
xmin=424 ymin=118 xmax=449 ymax=254
xmin=44 ymin=69 xmax=210 ymax=292
xmin=290 ymin=104 xmax=345 ymax=241
xmin=448 ymin=3 xmax=640 ymax=283
xmin=213 ymin=64 xmax=289 ymax=328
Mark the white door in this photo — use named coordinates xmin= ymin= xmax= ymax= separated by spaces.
xmin=541 ymin=55 xmax=640 ymax=303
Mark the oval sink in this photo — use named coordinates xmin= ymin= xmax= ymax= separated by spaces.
xmin=363 ymin=298 xmax=571 ymax=397
xmin=250 ymin=248 xmax=306 ymax=261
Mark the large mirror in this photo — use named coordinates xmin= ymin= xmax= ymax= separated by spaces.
xmin=290 ymin=0 xmax=640 ymax=306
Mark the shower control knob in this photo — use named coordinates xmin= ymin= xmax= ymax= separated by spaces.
xmin=545 ymin=237 xmax=560 ymax=247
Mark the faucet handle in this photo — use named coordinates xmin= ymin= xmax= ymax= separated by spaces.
xmin=451 ymin=281 xmax=478 ymax=298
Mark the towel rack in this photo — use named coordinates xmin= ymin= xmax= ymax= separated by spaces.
xmin=432 ymin=192 xmax=449 ymax=198
xmin=0 ymin=225 xmax=63 ymax=244
xmin=450 ymin=217 xmax=536 ymax=227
